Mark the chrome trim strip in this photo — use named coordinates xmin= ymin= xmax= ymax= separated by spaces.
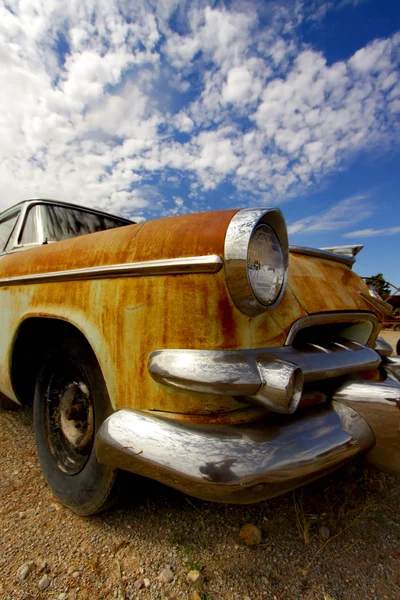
xmin=224 ymin=208 xmax=289 ymax=316
xmin=289 ymin=245 xmax=355 ymax=267
xmin=320 ymin=245 xmax=364 ymax=259
xmin=0 ymin=255 xmax=223 ymax=286
xmin=148 ymin=343 xmax=381 ymax=411
xmin=95 ymin=402 xmax=374 ymax=504
xmin=359 ymin=292 xmax=394 ymax=316
xmin=285 ymin=312 xmax=380 ymax=346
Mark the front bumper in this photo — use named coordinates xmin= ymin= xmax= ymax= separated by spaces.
xmin=96 ymin=348 xmax=400 ymax=502
xmin=96 ymin=400 xmax=376 ymax=504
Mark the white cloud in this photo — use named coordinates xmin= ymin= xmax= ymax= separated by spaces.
xmin=222 ymin=67 xmax=253 ymax=104
xmin=288 ymin=195 xmax=374 ymax=235
xmin=0 ymin=0 xmax=399 ymax=218
xmin=343 ymin=226 xmax=400 ymax=238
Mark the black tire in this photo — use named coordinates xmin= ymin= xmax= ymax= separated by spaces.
xmin=396 ymin=338 xmax=400 ymax=356
xmin=33 ymin=334 xmax=117 ymax=515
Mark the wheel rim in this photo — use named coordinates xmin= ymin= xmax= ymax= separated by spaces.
xmin=44 ymin=360 xmax=94 ymax=475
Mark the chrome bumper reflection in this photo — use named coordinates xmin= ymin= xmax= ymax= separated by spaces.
xmin=96 ymin=401 xmax=374 ymax=504
xmin=333 ymin=379 xmax=400 ymax=475
xmin=148 ymin=344 xmax=381 ymax=414
xmin=383 ymin=355 xmax=400 ymax=382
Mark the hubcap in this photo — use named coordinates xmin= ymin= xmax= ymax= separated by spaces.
xmin=59 ymin=381 xmax=93 ymax=449
xmin=44 ymin=362 xmax=94 ymax=475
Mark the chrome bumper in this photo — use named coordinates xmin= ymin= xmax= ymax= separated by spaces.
xmin=148 ymin=343 xmax=381 ymax=414
xmin=96 ymin=401 xmax=375 ymax=504
xmin=333 ymin=373 xmax=400 ymax=475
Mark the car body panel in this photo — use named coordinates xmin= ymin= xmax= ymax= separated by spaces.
xmin=0 ymin=209 xmax=380 ymax=419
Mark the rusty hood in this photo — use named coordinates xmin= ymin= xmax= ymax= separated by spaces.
xmin=0 ymin=208 xmax=379 ymax=328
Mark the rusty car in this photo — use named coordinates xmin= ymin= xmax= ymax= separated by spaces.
xmin=0 ymin=199 xmax=399 ymax=515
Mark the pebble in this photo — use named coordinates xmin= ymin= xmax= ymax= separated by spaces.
xmin=319 ymin=526 xmax=331 ymax=540
xmin=17 ymin=561 xmax=34 ymax=581
xmin=57 ymin=594 xmax=68 ymax=600
xmin=239 ymin=524 xmax=262 ymax=546
xmin=187 ymin=570 xmax=201 ymax=583
xmin=159 ymin=567 xmax=174 ymax=583
xmin=38 ymin=574 xmax=50 ymax=590
xmin=38 ymin=560 xmax=48 ymax=572
xmin=134 ymin=578 xmax=144 ymax=590
xmin=143 ymin=577 xmax=151 ymax=588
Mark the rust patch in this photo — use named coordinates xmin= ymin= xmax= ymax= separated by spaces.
xmin=146 ymin=405 xmax=270 ymax=424
xmin=288 ymin=253 xmax=381 ymax=317
xmin=269 ymin=283 xmax=308 ymax=334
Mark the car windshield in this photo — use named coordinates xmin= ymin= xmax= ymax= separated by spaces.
xmin=42 ymin=204 xmax=131 ymax=242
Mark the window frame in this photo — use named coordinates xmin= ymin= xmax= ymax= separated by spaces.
xmin=0 ymin=200 xmax=133 ymax=256
xmin=0 ymin=208 xmax=22 ymax=255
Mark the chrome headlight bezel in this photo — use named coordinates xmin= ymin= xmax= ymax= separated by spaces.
xmin=224 ymin=208 xmax=289 ymax=316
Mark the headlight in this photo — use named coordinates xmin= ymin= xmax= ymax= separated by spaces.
xmin=247 ymin=225 xmax=285 ymax=305
xmin=224 ymin=208 xmax=288 ymax=316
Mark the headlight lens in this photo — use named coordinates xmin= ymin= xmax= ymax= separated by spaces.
xmin=247 ymin=225 xmax=285 ymax=305
xmin=224 ymin=207 xmax=288 ymax=316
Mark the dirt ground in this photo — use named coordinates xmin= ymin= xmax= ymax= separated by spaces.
xmin=1 ymin=397 xmax=399 ymax=600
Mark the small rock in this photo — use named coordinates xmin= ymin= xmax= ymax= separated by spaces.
xmin=159 ymin=567 xmax=174 ymax=583
xmin=143 ymin=578 xmax=151 ymax=588
xmin=38 ymin=574 xmax=50 ymax=590
xmin=187 ymin=570 xmax=201 ymax=583
xmin=57 ymin=594 xmax=68 ymax=600
xmin=319 ymin=526 xmax=330 ymax=540
xmin=38 ymin=560 xmax=48 ymax=573
xmin=134 ymin=578 xmax=144 ymax=590
xmin=17 ymin=561 xmax=34 ymax=581
xmin=190 ymin=592 xmax=202 ymax=600
xmin=239 ymin=524 xmax=262 ymax=546
xmin=72 ymin=571 xmax=80 ymax=579
xmin=269 ymin=569 xmax=281 ymax=581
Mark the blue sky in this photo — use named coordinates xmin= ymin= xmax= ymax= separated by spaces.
xmin=0 ymin=0 xmax=399 ymax=287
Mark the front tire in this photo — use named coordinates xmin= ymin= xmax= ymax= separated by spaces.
xmin=33 ymin=335 xmax=117 ymax=515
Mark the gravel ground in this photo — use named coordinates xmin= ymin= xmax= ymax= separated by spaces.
xmin=1 ymin=397 xmax=399 ymax=600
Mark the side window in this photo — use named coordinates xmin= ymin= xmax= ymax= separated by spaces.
xmin=0 ymin=211 xmax=20 ymax=252
xmin=19 ymin=206 xmax=39 ymax=246
xmin=42 ymin=205 xmax=127 ymax=242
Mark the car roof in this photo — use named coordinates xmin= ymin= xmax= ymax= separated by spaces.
xmin=0 ymin=198 xmax=134 ymax=224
